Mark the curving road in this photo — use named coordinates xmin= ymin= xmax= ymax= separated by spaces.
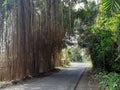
xmin=3 ymin=62 xmax=89 ymax=90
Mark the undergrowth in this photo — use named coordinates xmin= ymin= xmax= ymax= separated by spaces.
xmin=96 ymin=72 xmax=120 ymax=90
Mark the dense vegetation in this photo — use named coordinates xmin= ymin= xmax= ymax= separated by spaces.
xmin=0 ymin=0 xmax=120 ymax=89
xmin=74 ymin=0 xmax=120 ymax=72
xmin=97 ymin=72 xmax=120 ymax=90
xmin=62 ymin=47 xmax=88 ymax=63
xmin=72 ymin=0 xmax=120 ymax=89
xmin=93 ymin=0 xmax=120 ymax=89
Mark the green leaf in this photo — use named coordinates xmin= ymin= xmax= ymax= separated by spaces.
xmin=102 ymin=0 xmax=120 ymax=16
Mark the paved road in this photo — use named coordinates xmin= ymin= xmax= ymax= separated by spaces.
xmin=3 ymin=62 xmax=88 ymax=90
xmin=76 ymin=67 xmax=101 ymax=90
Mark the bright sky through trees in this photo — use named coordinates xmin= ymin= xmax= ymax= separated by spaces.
xmin=75 ymin=0 xmax=100 ymax=10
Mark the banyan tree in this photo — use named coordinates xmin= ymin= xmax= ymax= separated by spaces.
xmin=0 ymin=0 xmax=73 ymax=81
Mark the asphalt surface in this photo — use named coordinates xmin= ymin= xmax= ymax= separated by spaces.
xmin=2 ymin=62 xmax=88 ymax=90
xmin=76 ymin=67 xmax=101 ymax=90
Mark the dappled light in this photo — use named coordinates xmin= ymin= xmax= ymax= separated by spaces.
xmin=0 ymin=0 xmax=120 ymax=90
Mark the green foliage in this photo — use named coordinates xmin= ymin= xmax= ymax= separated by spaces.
xmin=90 ymin=15 xmax=120 ymax=72
xmin=91 ymin=0 xmax=120 ymax=72
xmin=101 ymin=0 xmax=120 ymax=16
xmin=75 ymin=0 xmax=99 ymax=48
xmin=75 ymin=1 xmax=98 ymax=26
xmin=2 ymin=0 xmax=17 ymax=11
xmin=77 ymin=0 xmax=120 ymax=72
xmin=62 ymin=47 xmax=88 ymax=63
xmin=67 ymin=48 xmax=83 ymax=62
xmin=73 ymin=0 xmax=120 ymax=73
xmin=96 ymin=72 xmax=120 ymax=90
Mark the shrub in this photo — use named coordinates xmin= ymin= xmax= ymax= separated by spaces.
xmin=96 ymin=72 xmax=120 ymax=90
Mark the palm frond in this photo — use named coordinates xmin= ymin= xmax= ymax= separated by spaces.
xmin=102 ymin=0 xmax=120 ymax=16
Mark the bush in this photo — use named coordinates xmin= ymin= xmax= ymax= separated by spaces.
xmin=62 ymin=47 xmax=86 ymax=63
xmin=68 ymin=48 xmax=83 ymax=62
xmin=96 ymin=72 xmax=120 ymax=90
xmin=90 ymin=25 xmax=120 ymax=72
